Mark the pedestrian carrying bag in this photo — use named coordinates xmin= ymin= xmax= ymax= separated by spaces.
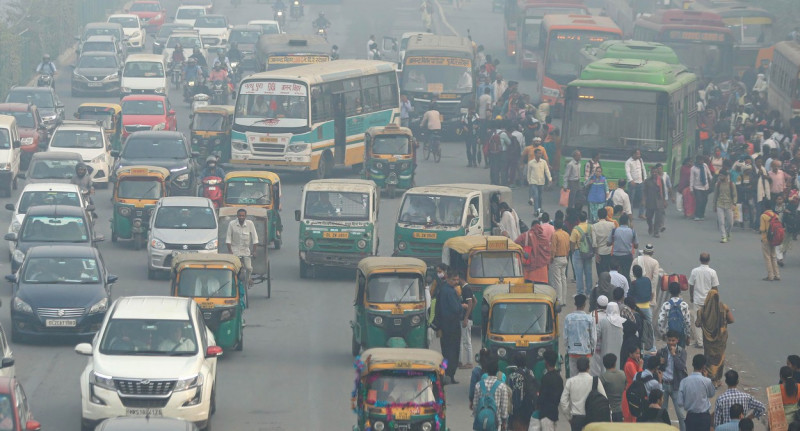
xmin=659 ymin=273 xmax=689 ymax=292
xmin=487 ymin=132 xmax=503 ymax=154
xmin=626 ymin=372 xmax=654 ymax=418
xmin=584 ymin=376 xmax=611 ymax=424
xmin=605 ymin=188 xmax=617 ymax=208
xmin=559 ymin=188 xmax=570 ymax=207
xmin=667 ymin=298 xmax=685 ymax=334
xmin=474 ymin=379 xmax=502 ymax=431
xmin=575 ymin=225 xmax=593 ymax=259
xmin=522 ymin=232 xmax=534 ymax=266
xmin=641 ymin=316 xmax=655 ymax=352
xmin=767 ymin=212 xmax=785 ymax=246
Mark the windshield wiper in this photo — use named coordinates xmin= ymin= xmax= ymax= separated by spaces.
xmin=521 ymin=312 xmax=545 ymax=337
xmin=206 ymin=281 xmax=231 ymax=299
xmin=394 ymin=281 xmax=416 ymax=306
xmin=252 ymin=117 xmax=278 ymax=125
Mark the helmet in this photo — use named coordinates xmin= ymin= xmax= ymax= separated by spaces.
xmin=75 ymin=162 xmax=89 ymax=173
xmin=206 ymin=156 xmax=217 ymax=165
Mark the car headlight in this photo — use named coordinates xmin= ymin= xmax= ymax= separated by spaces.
xmin=103 ymin=72 xmax=119 ymax=81
xmin=154 ymin=13 xmax=162 ymax=20
xmin=73 ymin=73 xmax=88 ymax=81
xmin=372 ymin=316 xmax=383 ymax=325
xmin=175 ymin=173 xmax=189 ymax=183
xmin=91 ymin=153 xmax=107 ymax=164
xmin=89 ymin=371 xmax=115 ymax=390
xmin=213 ymin=138 xmax=221 ymax=145
xmin=232 ymin=141 xmax=249 ymax=151
xmin=375 ymin=162 xmax=383 ymax=169
xmin=397 ymin=241 xmax=407 ymax=251
xmin=131 ymin=31 xmax=141 ymax=38
xmin=150 ymin=238 xmax=166 ymax=249
xmin=13 ymin=297 xmax=32 ymax=314
xmin=357 ymin=239 xmax=367 ymax=249
xmin=192 ymin=137 xmax=199 ymax=144
xmin=154 ymin=87 xmax=166 ymax=94
xmin=373 ymin=421 xmax=385 ymax=431
xmin=88 ymin=298 xmax=108 ymax=314
xmin=174 ymin=374 xmax=203 ymax=391
xmin=20 ymin=137 xmax=34 ymax=146
xmin=230 ymin=61 xmax=238 ymax=68
xmin=152 ymin=122 xmax=166 ymax=130
xmin=410 ymin=315 xmax=421 ymax=326
xmin=204 ymin=239 xmax=218 ymax=250
xmin=497 ymin=347 xmax=507 ymax=358
xmin=277 ymin=10 xmax=283 ymax=16
xmin=287 ymin=143 xmax=310 ymax=154
xmin=121 ymin=87 xmax=131 ymax=93
xmin=400 ymin=162 xmax=409 ymax=170
xmin=118 ymin=206 xmax=132 ymax=217
xmin=421 ymin=422 xmax=432 ymax=431
xmin=304 ymin=238 xmax=314 ymax=249
xmin=11 ymin=220 xmax=20 ymax=233
xmin=12 ymin=249 xmax=24 ymax=263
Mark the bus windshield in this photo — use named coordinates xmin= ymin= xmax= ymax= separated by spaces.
xmin=303 ymin=191 xmax=369 ymax=221
xmin=727 ymin=20 xmax=772 ymax=46
xmin=398 ymin=195 xmax=465 ymax=226
xmin=523 ymin=7 xmax=587 ymax=49
xmin=402 ymin=57 xmax=473 ymax=93
xmin=546 ymin=30 xmax=620 ymax=85
xmin=235 ymin=80 xmax=309 ymax=128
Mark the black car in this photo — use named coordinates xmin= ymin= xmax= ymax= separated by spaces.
xmin=97 ymin=417 xmax=199 ymax=431
xmin=71 ymin=51 xmax=122 ymax=97
xmin=6 ymin=245 xmax=116 ymax=342
xmin=152 ymin=23 xmax=192 ymax=54
xmin=4 ymin=205 xmax=102 ymax=272
xmin=4 ymin=87 xmax=65 ymax=131
xmin=112 ymin=131 xmax=199 ymax=195
xmin=228 ymin=25 xmax=262 ymax=71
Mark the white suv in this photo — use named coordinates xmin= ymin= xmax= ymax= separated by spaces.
xmin=75 ymin=296 xmax=220 ymax=430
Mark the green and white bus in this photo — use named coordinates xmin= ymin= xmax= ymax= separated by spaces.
xmin=579 ymin=40 xmax=681 ymax=69
xmin=561 ymin=58 xmax=698 ymax=185
xmin=230 ymin=60 xmax=400 ymax=178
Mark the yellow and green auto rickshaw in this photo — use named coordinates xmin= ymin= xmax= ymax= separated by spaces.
xmin=111 ymin=165 xmax=170 ymax=249
xmin=222 ymin=171 xmax=282 ymax=249
xmin=190 ymin=105 xmax=235 ymax=162
xmin=171 ymin=253 xmax=245 ymax=351
xmin=480 ymin=283 xmax=561 ymax=378
xmin=351 ymin=257 xmax=428 ymax=355
xmin=442 ymin=235 xmax=525 ymax=324
xmin=74 ymin=103 xmax=123 ymax=152
xmin=352 ymin=348 xmax=447 ymax=431
xmin=362 ymin=124 xmax=417 ymax=198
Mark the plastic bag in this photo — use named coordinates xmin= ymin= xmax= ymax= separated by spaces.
xmin=559 ymin=189 xmax=570 ymax=207
xmin=676 ymin=192 xmax=683 ymax=212
xmin=734 ymin=203 xmax=743 ymax=223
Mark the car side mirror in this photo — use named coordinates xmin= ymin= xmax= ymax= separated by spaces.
xmin=25 ymin=420 xmax=41 ymax=431
xmin=1 ymin=358 xmax=14 ymax=368
xmin=294 ymin=209 xmax=301 ymax=221
xmin=3 ymin=232 xmax=17 ymax=242
xmin=56 ymin=103 xmax=65 ymax=109
xmin=12 ymin=140 xmax=20 ymax=149
xmin=75 ymin=343 xmax=93 ymax=356
xmin=4 ymin=204 xmax=14 ymax=211
xmin=110 ymin=150 xmax=120 ymax=158
xmin=205 ymin=345 xmax=223 ymax=358
xmin=94 ymin=234 xmax=105 ymax=242
xmin=169 ymin=109 xmax=176 ymax=116
xmin=107 ymin=275 xmax=118 ymax=284
xmin=4 ymin=275 xmax=16 ymax=283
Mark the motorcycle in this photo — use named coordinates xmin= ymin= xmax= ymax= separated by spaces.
xmin=80 ymin=189 xmax=98 ymax=225
xmin=211 ymin=79 xmax=228 ymax=105
xmin=202 ymin=176 xmax=224 ymax=209
xmin=169 ymin=62 xmax=183 ymax=88
xmin=316 ymin=26 xmax=328 ymax=40
xmin=290 ymin=0 xmax=303 ymax=19
xmin=37 ymin=73 xmax=54 ymax=88
xmin=274 ymin=9 xmax=286 ymax=28
xmin=183 ymin=75 xmax=208 ymax=103
xmin=229 ymin=61 xmax=241 ymax=84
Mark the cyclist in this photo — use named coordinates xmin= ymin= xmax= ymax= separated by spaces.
xmin=419 ymin=102 xmax=442 ymax=156
xmin=225 ymin=208 xmax=259 ymax=289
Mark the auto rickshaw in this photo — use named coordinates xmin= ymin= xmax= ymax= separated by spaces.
xmin=217 ymin=206 xmax=271 ymax=298
xmin=111 ymin=165 xmax=170 ymax=249
xmin=74 ymin=103 xmax=123 ymax=152
xmin=190 ymin=105 xmax=235 ymax=162
xmin=480 ymin=283 xmax=561 ymax=378
xmin=171 ymin=253 xmax=245 ymax=351
xmin=351 ymin=257 xmax=428 ymax=356
xmin=442 ymin=235 xmax=525 ymax=324
xmin=352 ymin=348 xmax=447 ymax=431
xmin=222 ymin=171 xmax=283 ymax=249
xmin=362 ymin=124 xmax=416 ymax=198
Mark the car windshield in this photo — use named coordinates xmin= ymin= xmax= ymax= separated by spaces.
xmin=402 ymin=58 xmax=473 ymax=93
xmin=154 ymin=206 xmax=216 ymax=229
xmin=18 ymin=190 xmax=81 ymax=213
xmin=372 ymin=135 xmax=410 ymax=155
xmin=50 ymin=130 xmax=105 ymax=149
xmin=303 ymin=191 xmax=369 ymax=221
xmin=368 ymin=376 xmax=435 ymax=404
xmin=224 ymin=181 xmax=270 ymax=205
xmin=195 ymin=16 xmax=226 ymax=28
xmin=99 ymin=319 xmax=198 ymax=355
xmin=123 ymin=61 xmax=165 ymax=78
xmin=469 ymin=251 xmax=523 ymax=278
xmin=77 ymin=111 xmax=114 ymax=129
xmin=367 ymin=274 xmax=423 ymax=303
xmin=491 ymin=302 xmax=552 ymax=335
xmin=85 ymin=28 xmax=120 ymax=39
xmin=122 ymin=99 xmax=164 ymax=115
xmin=78 ymin=54 xmax=118 ymax=69
xmin=0 ymin=110 xmax=34 ymax=128
xmin=167 ymin=36 xmax=203 ymax=49
xmin=230 ymin=30 xmax=260 ymax=44
xmin=0 ymin=130 xmax=9 ymax=150
xmin=109 ymin=17 xmax=139 ymax=28
xmin=176 ymin=8 xmax=205 ymax=19
xmin=192 ymin=112 xmax=224 ymax=131
xmin=20 ymin=215 xmax=89 ymax=242
xmin=177 ymin=268 xmax=235 ymax=298
xmin=158 ymin=25 xmax=190 ymax=38
xmin=22 ymin=257 xmax=100 ymax=284
xmin=82 ymin=42 xmax=115 ymax=54
xmin=118 ymin=179 xmax=162 ymax=199
xmin=252 ymin=23 xmax=279 ymax=35
xmin=6 ymin=91 xmax=54 ymax=108
xmin=29 ymin=159 xmax=79 ymax=179
xmin=121 ymin=138 xmax=187 ymax=159
xmin=130 ymin=2 xmax=160 ymax=12
xmin=398 ymin=194 xmax=465 ymax=225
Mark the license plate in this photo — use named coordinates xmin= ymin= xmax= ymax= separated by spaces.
xmin=258 ymin=137 xmax=278 ymax=143
xmin=413 ymin=232 xmax=437 ymax=239
xmin=516 ymin=339 xmax=529 ymax=347
xmin=394 ymin=411 xmax=411 ymax=420
xmin=126 ymin=408 xmax=163 ymax=417
xmin=171 ymin=251 xmax=197 ymax=257
xmin=199 ymin=301 xmax=215 ymax=309
xmin=45 ymin=319 xmax=77 ymax=327
xmin=87 ymin=82 xmax=103 ymax=87
xmin=323 ymin=232 xmax=349 ymax=239
xmin=391 ymin=308 xmax=404 ymax=315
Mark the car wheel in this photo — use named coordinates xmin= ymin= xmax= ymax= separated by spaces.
xmin=351 ymin=334 xmax=360 ymax=357
xmin=299 ymin=259 xmax=308 ymax=279
xmin=111 ymin=230 xmax=118 ymax=243
xmin=147 ymin=268 xmax=157 ymax=280
xmin=81 ymin=417 xmax=95 ymax=431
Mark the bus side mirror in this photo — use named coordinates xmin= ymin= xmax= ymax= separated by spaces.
xmin=294 ymin=210 xmax=301 ymax=221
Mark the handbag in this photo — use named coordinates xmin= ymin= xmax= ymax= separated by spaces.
xmin=559 ymin=188 xmax=570 ymax=207
xmin=522 ymin=232 xmax=534 ymax=266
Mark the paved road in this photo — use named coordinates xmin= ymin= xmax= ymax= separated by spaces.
xmin=0 ymin=0 xmax=794 ymax=429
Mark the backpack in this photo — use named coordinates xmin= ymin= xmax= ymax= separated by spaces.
xmin=605 ymin=189 xmax=617 ymax=208
xmin=641 ymin=316 xmax=655 ymax=352
xmin=626 ymin=372 xmax=654 ymax=418
xmin=473 ymin=378 xmax=502 ymax=431
xmin=767 ymin=212 xmax=785 ymax=246
xmin=584 ymin=376 xmax=611 ymax=424
xmin=667 ymin=298 xmax=685 ymax=334
xmin=508 ymin=367 xmax=538 ymax=419
xmin=488 ymin=132 xmax=503 ymax=154
xmin=575 ymin=225 xmax=593 ymax=259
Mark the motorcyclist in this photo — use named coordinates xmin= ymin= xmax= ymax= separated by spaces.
xmin=273 ymin=0 xmax=286 ymax=11
xmin=70 ymin=163 xmax=95 ymax=205
xmin=227 ymin=42 xmax=242 ymax=64
xmin=36 ymin=54 xmax=57 ymax=75
xmin=182 ymin=58 xmax=203 ymax=83
xmin=190 ymin=47 xmax=208 ymax=69
xmin=208 ymin=63 xmax=229 ymax=83
xmin=199 ymin=156 xmax=225 ymax=185
xmin=172 ymin=42 xmax=186 ymax=64
xmin=291 ymin=0 xmax=304 ymax=16
xmin=331 ymin=45 xmax=340 ymax=60
xmin=313 ymin=12 xmax=330 ymax=29
xmin=212 ymin=48 xmax=232 ymax=74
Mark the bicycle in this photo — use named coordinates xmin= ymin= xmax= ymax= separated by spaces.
xmin=422 ymin=129 xmax=441 ymax=163
xmin=236 ymin=254 xmax=271 ymax=300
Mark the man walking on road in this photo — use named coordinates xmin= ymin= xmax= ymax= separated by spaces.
xmin=570 ymin=211 xmax=594 ymax=296
xmin=538 ymin=350 xmax=563 ymax=431
xmin=564 ymin=294 xmax=596 ymax=377
xmin=609 ymin=214 xmax=637 ymax=281
xmin=712 ymin=370 xmax=765 ymax=428
xmin=592 ymin=207 xmax=615 ymax=275
xmin=625 ymin=149 xmax=647 ymax=219
xmin=644 ymin=165 xmax=667 ymax=237
xmin=688 ymin=253 xmax=719 ymax=348
xmin=658 ymin=330 xmax=688 ymax=431
xmin=439 ymin=269 xmax=468 ymax=384
xmin=563 ymin=150 xmax=582 ymax=210
xmin=677 ymin=354 xmax=716 ymax=431
xmin=527 ymin=148 xmax=551 ymax=216
xmin=760 ymin=203 xmax=781 ymax=281
xmin=690 ymin=155 xmax=713 ymax=221
xmin=559 ymin=357 xmax=607 ymax=431
xmin=550 ymin=220 xmax=570 ymax=306
xmin=630 ymin=243 xmax=661 ymax=306
xmin=714 ymin=170 xmax=737 ymax=243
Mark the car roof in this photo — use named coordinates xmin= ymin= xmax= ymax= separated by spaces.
xmin=97 ymin=417 xmax=196 ymax=431
xmin=248 ymin=20 xmax=278 ymax=25
xmin=111 ymin=296 xmax=193 ymax=320
xmin=30 ymin=151 xmax=83 ymax=161
xmin=127 ymin=131 xmax=182 ymax=139
xmin=232 ymin=25 xmax=262 ymax=31
xmin=121 ymin=94 xmax=167 ymax=101
xmin=26 ymin=245 xmax=99 ymax=259
xmin=125 ymin=53 xmax=165 ymax=62
xmin=80 ymin=51 xmax=118 ymax=58
xmin=177 ymin=5 xmax=207 ymax=10
xmin=85 ymin=35 xmax=118 ymax=42
xmin=199 ymin=14 xmax=226 ymax=19
xmin=109 ymin=13 xmax=139 ymax=19
xmin=0 ymin=115 xmax=14 ymax=128
xmin=85 ymin=22 xmax=123 ymax=30
xmin=0 ymin=103 xmax=36 ymax=112
xmin=24 ymin=205 xmax=88 ymax=217
xmin=52 ymin=122 xmax=104 ymax=133
xmin=21 ymin=183 xmax=81 ymax=193
xmin=158 ymin=196 xmax=212 ymax=207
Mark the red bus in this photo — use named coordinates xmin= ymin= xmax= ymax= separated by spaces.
xmin=536 ymin=14 xmax=622 ymax=109
xmin=633 ymin=10 xmax=734 ymax=85
xmin=514 ymin=0 xmax=589 ymax=77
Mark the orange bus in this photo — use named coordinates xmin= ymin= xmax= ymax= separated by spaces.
xmin=767 ymin=41 xmax=800 ymax=126
xmin=536 ymin=14 xmax=621 ymax=109
xmin=514 ymin=0 xmax=589 ymax=77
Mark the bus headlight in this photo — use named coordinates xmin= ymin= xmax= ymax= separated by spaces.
xmin=304 ymin=238 xmax=315 ymax=249
xmin=232 ymin=141 xmax=249 ymax=151
xmin=287 ymin=142 xmax=310 ymax=154
xmin=410 ymin=315 xmax=421 ymax=326
xmin=497 ymin=347 xmax=507 ymax=358
xmin=397 ymin=241 xmax=407 ymax=251
xmin=372 ymin=316 xmax=383 ymax=325
xmin=373 ymin=421 xmax=385 ymax=431
xmin=357 ymin=239 xmax=367 ymax=249
xmin=421 ymin=422 xmax=432 ymax=431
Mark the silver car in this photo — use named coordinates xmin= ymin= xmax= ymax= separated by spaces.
xmin=147 ymin=196 xmax=218 ymax=279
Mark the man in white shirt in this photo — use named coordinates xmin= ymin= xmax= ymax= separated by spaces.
xmin=630 ymin=243 xmax=662 ymax=305
xmin=688 ymin=252 xmax=719 ymax=348
xmin=478 ymin=87 xmax=492 ymax=120
xmin=527 ymin=148 xmax=552 ymax=215
xmin=689 ymin=155 xmax=713 ymax=221
xmin=366 ymin=35 xmax=376 ymax=59
xmin=559 ymin=357 xmax=607 ymax=431
xmin=591 ymin=207 xmax=615 ymax=274
xmin=226 ymin=208 xmax=259 ymax=276
xmin=625 ymin=149 xmax=647 ymax=219
xmin=610 ymin=179 xmax=632 ymax=216
xmin=608 ymin=261 xmax=630 ymax=297
xmin=493 ymin=75 xmax=507 ymax=105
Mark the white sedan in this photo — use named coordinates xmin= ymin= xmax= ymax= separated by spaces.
xmin=108 ymin=14 xmax=147 ymax=50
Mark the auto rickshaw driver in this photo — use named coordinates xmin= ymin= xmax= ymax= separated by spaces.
xmin=400 ymin=195 xmax=435 ymax=223
xmin=308 ymin=193 xmax=335 ymax=216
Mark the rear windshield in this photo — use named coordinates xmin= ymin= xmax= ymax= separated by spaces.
xmin=0 ymin=110 xmax=35 ymax=128
xmin=130 ymin=2 xmax=160 ymax=12
xmin=109 ymin=17 xmax=139 ymax=28
xmin=195 ymin=16 xmax=226 ymax=28
xmin=21 ymin=215 xmax=89 ymax=242
xmin=122 ymin=138 xmax=187 ymax=159
xmin=154 ymin=206 xmax=216 ymax=229
xmin=123 ymin=61 xmax=164 ymax=78
xmin=29 ymin=158 xmax=79 ymax=179
xmin=19 ymin=191 xmax=81 ymax=213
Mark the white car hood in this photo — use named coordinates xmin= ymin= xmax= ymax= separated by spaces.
xmin=174 ymin=18 xmax=198 ymax=26
xmin=122 ymin=76 xmax=167 ymax=90
xmin=196 ymin=28 xmax=227 ymax=37
xmin=93 ymin=353 xmax=203 ymax=380
xmin=121 ymin=27 xmax=141 ymax=37
xmin=151 ymin=228 xmax=217 ymax=245
xmin=0 ymin=149 xmax=14 ymax=164
xmin=48 ymin=147 xmax=105 ymax=163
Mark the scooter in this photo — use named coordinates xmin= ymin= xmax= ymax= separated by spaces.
xmin=274 ymin=9 xmax=286 ymax=28
xmin=211 ymin=80 xmax=228 ymax=105
xmin=37 ymin=73 xmax=54 ymax=88
xmin=202 ymin=176 xmax=224 ymax=209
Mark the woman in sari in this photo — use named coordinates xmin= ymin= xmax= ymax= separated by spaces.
xmin=585 ymin=166 xmax=609 ymax=223
xmin=515 ymin=220 xmax=550 ymax=283
xmin=606 ymin=205 xmax=620 ymax=227
xmin=622 ymin=345 xmax=644 ymax=422
xmin=696 ymin=287 xmax=734 ymax=385
xmin=779 ymin=366 xmax=800 ymax=422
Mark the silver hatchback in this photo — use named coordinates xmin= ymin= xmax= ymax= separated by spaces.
xmin=147 ymin=196 xmax=218 ymax=279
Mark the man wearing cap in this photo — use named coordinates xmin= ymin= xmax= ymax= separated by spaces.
xmin=564 ymin=294 xmax=596 ymax=377
xmin=631 ymin=244 xmax=663 ymax=306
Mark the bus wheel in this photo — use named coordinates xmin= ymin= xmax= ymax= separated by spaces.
xmin=317 ymin=153 xmax=332 ymax=179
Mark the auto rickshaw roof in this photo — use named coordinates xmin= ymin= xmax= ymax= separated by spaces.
xmin=584 ymin=424 xmax=675 ymax=431
xmin=77 ymin=103 xmax=122 ymax=113
xmin=360 ymin=348 xmax=444 ymax=373
xmin=358 ymin=257 xmax=427 ymax=276
xmin=218 ymin=206 xmax=268 ymax=218
xmin=366 ymin=123 xmax=414 ymax=137
xmin=483 ymin=283 xmax=558 ymax=305
xmin=193 ymin=105 xmax=234 ymax=115
xmin=443 ymin=235 xmax=522 ymax=254
xmin=171 ymin=252 xmax=242 ymax=271
xmin=224 ymin=170 xmax=280 ymax=183
xmin=115 ymin=165 xmax=171 ymax=179
xmin=404 ymin=183 xmax=511 ymax=198
xmin=304 ymin=179 xmax=376 ymax=192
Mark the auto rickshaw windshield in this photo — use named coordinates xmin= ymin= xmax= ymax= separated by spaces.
xmin=118 ymin=179 xmax=162 ymax=199
xmin=367 ymin=376 xmax=435 ymax=404
xmin=177 ymin=268 xmax=235 ymax=298
xmin=398 ymin=195 xmax=465 ymax=225
xmin=226 ymin=181 xmax=270 ymax=205
xmin=193 ymin=112 xmax=225 ymax=131
xmin=367 ymin=274 xmax=423 ymax=303
xmin=469 ymin=251 xmax=523 ymax=278
xmin=491 ymin=302 xmax=552 ymax=335
xmin=372 ymin=135 xmax=410 ymax=155
xmin=303 ymin=191 xmax=369 ymax=221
